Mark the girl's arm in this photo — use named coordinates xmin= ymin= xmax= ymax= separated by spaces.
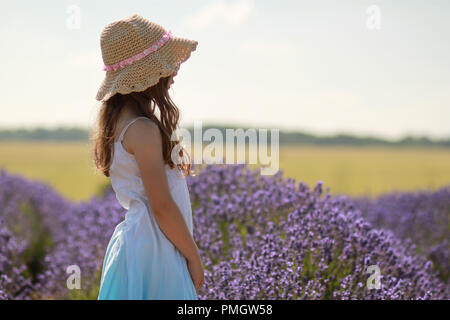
xmin=123 ymin=118 xmax=201 ymax=264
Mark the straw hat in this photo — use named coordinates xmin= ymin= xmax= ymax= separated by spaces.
xmin=96 ymin=14 xmax=198 ymax=101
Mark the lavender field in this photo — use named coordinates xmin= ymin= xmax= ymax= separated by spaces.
xmin=0 ymin=164 xmax=448 ymax=300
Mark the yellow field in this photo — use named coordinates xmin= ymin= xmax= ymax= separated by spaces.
xmin=0 ymin=141 xmax=107 ymax=204
xmin=276 ymin=144 xmax=450 ymax=198
xmin=1 ymin=141 xmax=449 ymax=202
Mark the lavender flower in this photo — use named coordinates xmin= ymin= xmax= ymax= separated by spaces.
xmin=0 ymin=165 xmax=448 ymax=300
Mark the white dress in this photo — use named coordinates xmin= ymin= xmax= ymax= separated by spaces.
xmin=97 ymin=116 xmax=198 ymax=300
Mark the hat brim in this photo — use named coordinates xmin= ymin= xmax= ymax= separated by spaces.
xmin=96 ymin=36 xmax=198 ymax=102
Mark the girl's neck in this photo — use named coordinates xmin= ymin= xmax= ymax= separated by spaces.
xmin=120 ymin=103 xmax=141 ymax=120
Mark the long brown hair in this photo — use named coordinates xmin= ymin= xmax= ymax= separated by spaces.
xmin=92 ymin=76 xmax=192 ymax=177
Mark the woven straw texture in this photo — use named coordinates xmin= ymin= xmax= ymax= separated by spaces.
xmin=96 ymin=14 xmax=197 ymax=101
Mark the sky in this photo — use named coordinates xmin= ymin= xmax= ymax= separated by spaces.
xmin=0 ymin=0 xmax=449 ymax=140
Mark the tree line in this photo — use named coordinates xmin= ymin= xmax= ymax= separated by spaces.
xmin=0 ymin=125 xmax=449 ymax=147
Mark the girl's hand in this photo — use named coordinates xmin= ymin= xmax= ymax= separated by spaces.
xmin=187 ymin=256 xmax=204 ymax=291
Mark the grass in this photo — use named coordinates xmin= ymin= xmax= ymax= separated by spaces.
xmin=0 ymin=141 xmax=449 ymax=202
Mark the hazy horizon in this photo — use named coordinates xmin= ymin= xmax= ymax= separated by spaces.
xmin=1 ymin=0 xmax=449 ymax=140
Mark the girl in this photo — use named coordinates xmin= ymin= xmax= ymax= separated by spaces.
xmin=92 ymin=14 xmax=203 ymax=299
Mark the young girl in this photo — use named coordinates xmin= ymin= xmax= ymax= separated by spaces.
xmin=93 ymin=14 xmax=203 ymax=299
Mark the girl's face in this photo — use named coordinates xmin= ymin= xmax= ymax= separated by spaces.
xmin=168 ymin=71 xmax=178 ymax=88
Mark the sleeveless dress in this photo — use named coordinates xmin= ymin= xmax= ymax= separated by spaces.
xmin=97 ymin=116 xmax=198 ymax=300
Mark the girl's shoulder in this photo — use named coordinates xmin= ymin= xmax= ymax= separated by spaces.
xmin=120 ymin=116 xmax=161 ymax=154
xmin=116 ymin=116 xmax=156 ymax=141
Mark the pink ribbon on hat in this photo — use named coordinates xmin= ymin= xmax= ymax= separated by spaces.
xmin=102 ymin=30 xmax=172 ymax=72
